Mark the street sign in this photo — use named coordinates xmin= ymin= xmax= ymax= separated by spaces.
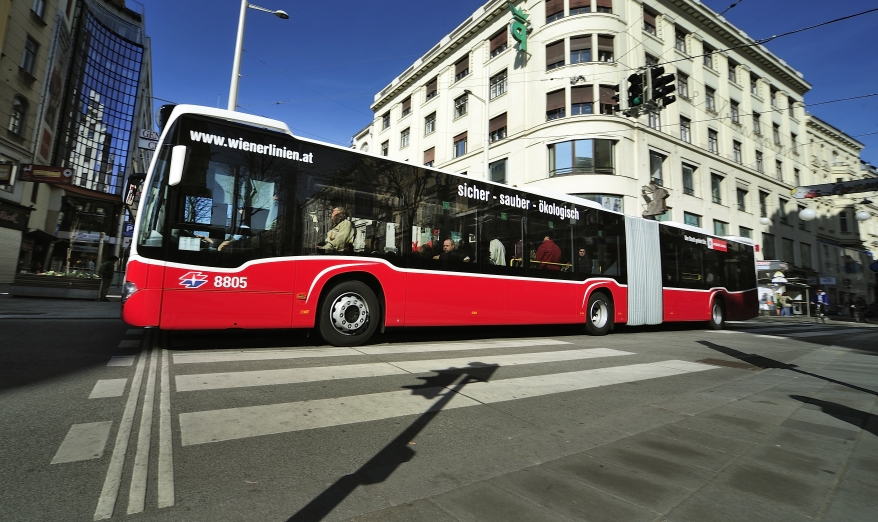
xmin=19 ymin=164 xmax=73 ymax=185
xmin=139 ymin=129 xmax=159 ymax=141
xmin=138 ymin=138 xmax=157 ymax=150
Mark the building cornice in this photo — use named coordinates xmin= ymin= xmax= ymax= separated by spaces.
xmin=805 ymin=114 xmax=865 ymax=151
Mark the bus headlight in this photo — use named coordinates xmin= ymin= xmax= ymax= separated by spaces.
xmin=122 ymin=281 xmax=138 ymax=303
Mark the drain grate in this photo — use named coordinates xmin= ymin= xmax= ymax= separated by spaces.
xmin=697 ymin=358 xmax=761 ymax=371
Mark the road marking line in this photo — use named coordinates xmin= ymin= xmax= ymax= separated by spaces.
xmin=89 ymin=379 xmax=128 ymax=399
xmin=94 ymin=345 xmax=148 ymax=520
xmin=178 ymin=360 xmax=716 ymax=446
xmin=107 ymin=356 xmax=135 ymax=367
xmin=158 ymin=348 xmax=175 ymax=509
xmin=175 ymin=348 xmax=633 ymax=392
xmin=704 ymin=330 xmax=742 ymax=334
xmin=172 ymin=338 xmax=571 ymax=365
xmin=755 ymin=334 xmax=787 ymax=339
xmin=118 ymin=340 xmax=141 ymax=349
xmin=127 ymin=347 xmax=158 ymax=514
xmin=51 ymin=422 xmax=113 ymax=464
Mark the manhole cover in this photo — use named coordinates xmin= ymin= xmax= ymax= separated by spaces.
xmin=697 ymin=358 xmax=760 ymax=371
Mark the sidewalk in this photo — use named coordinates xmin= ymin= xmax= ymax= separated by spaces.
xmin=0 ymin=283 xmax=123 ymax=320
xmin=752 ymin=314 xmax=878 ymax=327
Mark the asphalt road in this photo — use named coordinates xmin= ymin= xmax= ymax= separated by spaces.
xmin=2 ymin=305 xmax=877 ymax=522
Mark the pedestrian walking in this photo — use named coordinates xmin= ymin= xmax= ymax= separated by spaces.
xmin=98 ymin=255 xmax=118 ymax=301
xmin=812 ymin=288 xmax=829 ymax=324
xmin=780 ymin=293 xmax=793 ymax=316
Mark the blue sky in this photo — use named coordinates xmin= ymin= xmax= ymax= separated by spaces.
xmin=145 ymin=0 xmax=878 ymax=164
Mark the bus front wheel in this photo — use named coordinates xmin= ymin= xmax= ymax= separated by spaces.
xmin=318 ymin=281 xmax=379 ymax=347
xmin=585 ymin=292 xmax=613 ymax=336
xmin=708 ymin=300 xmax=725 ymax=330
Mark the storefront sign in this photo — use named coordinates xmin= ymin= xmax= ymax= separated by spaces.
xmin=819 ymin=277 xmax=836 ymax=285
xmin=20 ymin=164 xmax=73 ymax=185
xmin=0 ymin=201 xmax=31 ymax=231
xmin=73 ymin=231 xmax=102 ymax=242
xmin=793 ymin=178 xmax=878 ymax=199
xmin=509 ymin=2 xmax=530 ymax=51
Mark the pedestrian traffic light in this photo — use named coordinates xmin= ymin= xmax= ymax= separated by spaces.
xmin=627 ymin=72 xmax=646 ymax=108
xmin=610 ymin=83 xmax=621 ymax=104
xmin=651 ymin=67 xmax=677 ymax=108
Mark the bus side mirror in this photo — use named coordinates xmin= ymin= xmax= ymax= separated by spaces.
xmin=168 ymin=145 xmax=187 ymax=186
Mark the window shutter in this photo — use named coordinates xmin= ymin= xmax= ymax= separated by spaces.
xmin=570 ymin=0 xmax=590 ymax=8
xmin=599 ymin=85 xmax=616 ymax=105
xmin=455 ymin=56 xmax=469 ymax=77
xmin=426 ymin=77 xmax=437 ymax=93
xmin=596 ymin=0 xmax=613 ymax=8
xmin=571 ymin=86 xmax=594 ymax=104
xmin=545 ymin=40 xmax=564 ymax=66
xmin=490 ymin=29 xmax=507 ymax=52
xmin=598 ymin=35 xmax=614 ymax=52
xmin=489 ymin=112 xmax=507 ymax=133
xmin=546 ymin=90 xmax=565 ymax=111
xmin=424 ymin=147 xmax=435 ymax=164
xmin=644 ymin=11 xmax=656 ymax=26
xmin=570 ymin=35 xmax=591 ymax=51
xmin=453 ymin=131 xmax=468 ymax=143
xmin=402 ymin=97 xmax=411 ymax=112
xmin=546 ymin=0 xmax=563 ymax=17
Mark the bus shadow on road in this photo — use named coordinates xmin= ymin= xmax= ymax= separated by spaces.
xmin=285 ymin=362 xmax=499 ymax=522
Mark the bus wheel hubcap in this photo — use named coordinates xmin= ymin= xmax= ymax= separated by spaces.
xmin=329 ymin=292 xmax=369 ymax=335
xmin=713 ymin=305 xmax=722 ymax=324
xmin=590 ymin=301 xmax=608 ymax=328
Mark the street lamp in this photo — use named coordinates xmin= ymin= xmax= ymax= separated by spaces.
xmin=228 ymin=1 xmax=289 ymax=111
xmin=463 ymin=88 xmax=490 ymax=179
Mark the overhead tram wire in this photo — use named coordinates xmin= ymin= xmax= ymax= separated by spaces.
xmin=717 ymin=0 xmax=746 ymax=18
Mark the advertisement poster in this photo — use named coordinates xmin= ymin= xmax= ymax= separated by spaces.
xmin=36 ymin=21 xmax=71 ymax=165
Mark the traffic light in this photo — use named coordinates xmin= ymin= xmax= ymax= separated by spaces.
xmin=650 ymin=67 xmax=677 ymax=108
xmin=610 ymin=83 xmax=621 ymax=104
xmin=627 ymin=72 xmax=646 ymax=108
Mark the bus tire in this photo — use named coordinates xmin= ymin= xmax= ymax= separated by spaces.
xmin=318 ymin=280 xmax=379 ymax=347
xmin=585 ymin=292 xmax=613 ymax=336
xmin=708 ymin=299 xmax=725 ymax=330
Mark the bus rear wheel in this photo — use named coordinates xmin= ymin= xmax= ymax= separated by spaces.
xmin=585 ymin=292 xmax=613 ymax=336
xmin=708 ymin=300 xmax=725 ymax=330
xmin=318 ymin=281 xmax=379 ymax=347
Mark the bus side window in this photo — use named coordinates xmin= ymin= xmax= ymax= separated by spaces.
xmin=479 ymin=198 xmax=524 ymax=277
xmin=680 ymin=246 xmax=704 ymax=286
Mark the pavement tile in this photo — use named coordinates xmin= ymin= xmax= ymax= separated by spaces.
xmin=650 ymin=393 xmax=733 ymax=416
xmin=615 ymin=432 xmax=736 ymax=472
xmin=661 ymin=484 xmax=813 ymax=522
xmin=727 ymin=395 xmax=803 ymax=416
xmin=789 ymin=406 xmax=868 ymax=431
xmin=833 ymin=474 xmax=878 ymax=509
xmin=780 ymin=419 xmax=858 ymax=441
xmin=845 ymin=455 xmax=878 ymax=485
xmin=646 ymin=425 xmax=754 ymax=456
xmin=348 ymin=499 xmax=458 ymax=522
xmin=761 ymin=427 xmax=856 ymax=462
xmin=713 ymin=462 xmax=829 ymax=517
xmin=542 ymin=452 xmax=690 ymax=512
xmin=490 ymin=465 xmax=656 ymax=522
xmin=430 ymin=480 xmax=567 ymax=522
xmin=821 ymin=498 xmax=878 ymax=522
xmin=584 ymin=443 xmax=714 ymax=490
xmin=742 ymin=444 xmax=844 ymax=483
xmin=496 ymin=424 xmax=627 ymax=465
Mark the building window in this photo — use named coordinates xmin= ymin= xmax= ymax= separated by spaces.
xmin=682 ymin=163 xmax=696 ymax=195
xmin=425 ymin=77 xmax=438 ymax=100
xmin=705 ymin=87 xmax=716 ymax=112
xmin=779 ymin=199 xmax=789 ymax=227
xmin=549 ymin=139 xmax=616 ymax=176
xmin=711 ymin=173 xmax=723 ymax=204
xmin=599 ymin=85 xmax=617 ymax=114
xmin=781 ymin=238 xmax=794 ymax=263
xmin=800 ymin=242 xmax=812 ymax=268
xmin=453 ymin=132 xmax=467 ymax=158
xmin=730 ymin=101 xmax=740 ymax=124
xmin=8 ymin=96 xmax=27 ymax=135
xmin=596 ymin=0 xmax=612 ymax=13
xmin=675 ymin=30 xmax=686 ymax=53
xmin=645 ymin=53 xmax=659 ymax=66
xmin=750 ymin=75 xmax=759 ymax=96
xmin=650 ymin=150 xmax=665 ymax=185
xmin=684 ymin=212 xmax=701 ymax=227
xmin=789 ymin=101 xmax=796 ymax=119
xmin=381 ymin=112 xmax=390 ymax=130
xmin=570 ymin=35 xmax=592 ymax=64
xmin=708 ymin=129 xmax=719 ymax=154
xmin=648 ymin=111 xmax=661 ymax=130
xmin=762 ymin=233 xmax=776 ymax=259
xmin=33 ymin=0 xmax=46 ymax=17
xmin=791 ymin=133 xmax=798 ymax=154
xmin=759 ymin=191 xmax=769 ymax=218
xmin=489 ymin=158 xmax=507 ymax=183
xmin=570 ymin=0 xmax=591 ymax=15
xmin=728 ymin=61 xmax=738 ymax=83
xmin=733 ymin=141 xmax=742 ymax=163
xmin=546 ymin=0 xmax=564 ymax=23
xmin=794 ymin=168 xmax=800 ymax=187
xmin=773 ymin=124 xmax=782 ymax=145
xmin=703 ymin=44 xmax=714 ymax=69
xmin=546 ymin=89 xmax=566 ymax=120
xmin=752 ymin=113 xmax=761 ymax=135
xmin=840 ymin=209 xmax=850 ymax=233
xmin=756 ymin=151 xmax=764 ymax=173
xmin=21 ymin=37 xmax=39 ymax=75
xmin=714 ymin=219 xmax=728 ymax=236
xmin=597 ymin=35 xmax=614 ymax=62
xmin=400 ymin=128 xmax=410 ymax=149
xmin=680 ymin=117 xmax=691 ymax=142
xmin=798 ymin=204 xmax=808 ymax=230
xmin=424 ymin=112 xmax=436 ymax=135
xmin=770 ymin=88 xmax=778 ymax=107
xmin=490 ymin=70 xmax=508 ymax=99
xmin=546 ymin=40 xmax=565 ymax=70
xmin=401 ymin=97 xmax=411 ymax=118
xmin=454 ymin=56 xmax=469 ymax=82
xmin=677 ymin=74 xmax=689 ymax=98
xmin=454 ymin=93 xmax=468 ymax=118
xmin=739 ymin=226 xmax=752 ymax=239
xmin=644 ymin=9 xmax=657 ymax=35
xmin=571 ymin=85 xmax=594 ymax=115
xmin=737 ymin=188 xmax=747 ymax=211
xmin=489 ymin=28 xmax=508 ymax=57
xmin=424 ymin=147 xmax=435 ymax=167
xmin=381 ymin=141 xmax=389 ymax=157
xmin=776 ymin=161 xmax=784 ymax=182
xmin=489 ymin=113 xmax=507 ymax=142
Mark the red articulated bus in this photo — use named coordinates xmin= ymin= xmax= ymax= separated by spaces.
xmin=121 ymin=105 xmax=758 ymax=346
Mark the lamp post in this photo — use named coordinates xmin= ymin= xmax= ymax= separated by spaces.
xmin=465 ymin=81 xmax=490 ymax=180
xmin=228 ymin=1 xmax=289 ymax=111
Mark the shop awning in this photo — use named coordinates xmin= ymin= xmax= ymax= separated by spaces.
xmin=25 ymin=229 xmax=65 ymax=244
xmin=63 ymin=184 xmax=122 ymax=204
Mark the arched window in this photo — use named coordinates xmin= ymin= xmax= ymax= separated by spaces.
xmin=9 ymin=96 xmax=27 ymax=135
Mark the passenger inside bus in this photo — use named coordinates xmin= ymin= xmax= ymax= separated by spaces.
xmin=317 ymin=206 xmax=354 ymax=254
